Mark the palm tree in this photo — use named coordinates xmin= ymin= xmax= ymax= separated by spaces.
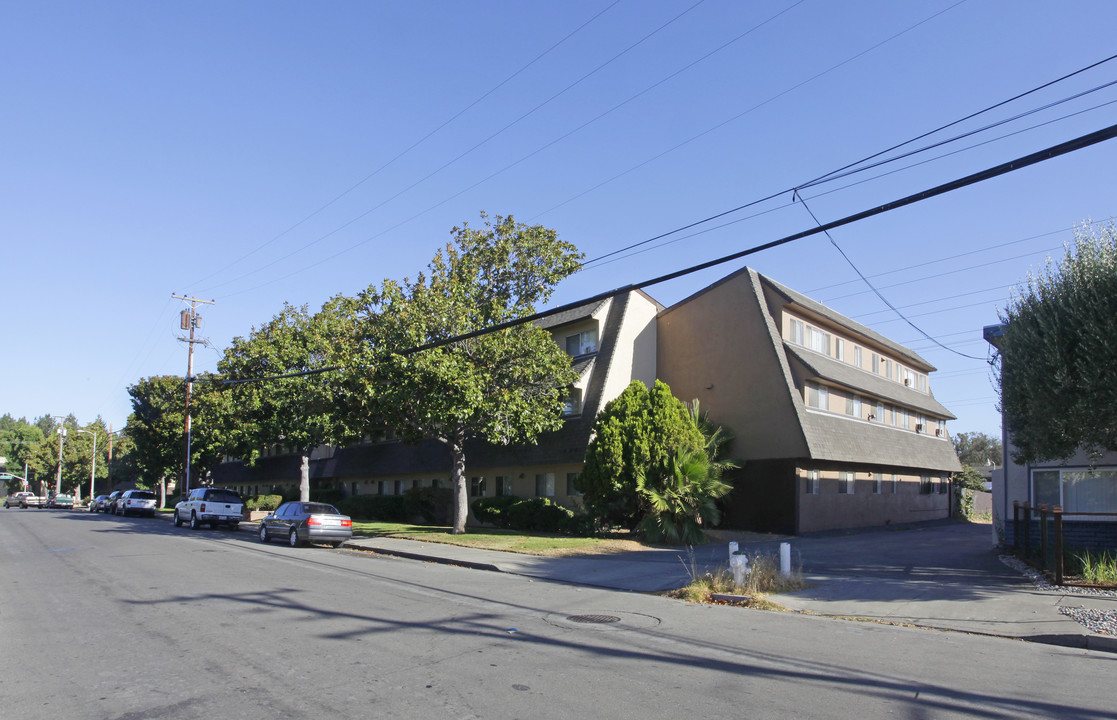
xmin=636 ymin=448 xmax=732 ymax=545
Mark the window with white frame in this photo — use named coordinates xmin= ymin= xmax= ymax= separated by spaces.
xmin=805 ymin=325 xmax=830 ymax=354
xmin=872 ymin=353 xmax=880 ymax=373
xmin=565 ymin=329 xmax=598 ymax=356
xmin=902 ymin=368 xmax=917 ymax=388
xmin=917 ymin=415 xmax=927 ymax=433
xmin=806 ymin=469 xmax=820 ymax=495
xmin=846 ymin=394 xmax=862 ymax=418
xmin=470 ymin=477 xmax=486 ymax=497
xmin=873 ymin=472 xmax=883 ymax=494
xmin=920 ymin=475 xmax=933 ymax=494
xmin=892 ymin=474 xmax=900 ymax=493
xmin=562 ymin=387 xmax=583 ymax=416
xmin=838 ymin=471 xmax=855 ymax=494
xmin=874 ymin=401 xmax=884 ymax=422
xmin=535 ymin=473 xmax=555 ymax=497
xmin=1032 ymin=469 xmax=1117 ymax=514
xmin=917 ymin=374 xmax=928 ymax=392
xmin=790 ymin=318 xmax=804 ymax=345
xmin=834 ymin=337 xmax=845 ymax=361
xmin=495 ymin=476 xmax=512 ymax=496
xmin=806 ymin=382 xmax=828 ymax=410
xmin=854 ymin=345 xmax=862 ymax=368
xmin=937 ymin=476 xmax=948 ymax=494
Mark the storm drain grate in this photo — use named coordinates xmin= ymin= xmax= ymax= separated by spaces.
xmin=566 ymin=614 xmax=621 ymax=624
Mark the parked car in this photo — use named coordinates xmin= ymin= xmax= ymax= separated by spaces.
xmin=258 ymin=502 xmax=353 ymax=548
xmin=89 ymin=495 xmax=110 ymax=512
xmin=4 ymin=491 xmax=35 ymax=509
xmin=174 ymin=487 xmax=244 ymax=530
xmin=46 ymin=494 xmax=74 ymax=509
xmin=104 ymin=490 xmax=125 ymax=514
xmin=117 ymin=489 xmax=157 ymax=517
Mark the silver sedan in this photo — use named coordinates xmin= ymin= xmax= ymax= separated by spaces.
xmin=258 ymin=502 xmax=353 ymax=548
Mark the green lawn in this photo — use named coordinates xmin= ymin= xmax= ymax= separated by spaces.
xmin=350 ymin=522 xmax=647 ymax=557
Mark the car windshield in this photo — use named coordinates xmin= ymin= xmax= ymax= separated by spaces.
xmin=304 ymin=503 xmax=339 ymax=515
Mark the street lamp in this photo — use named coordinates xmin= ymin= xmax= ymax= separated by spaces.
xmin=76 ymin=429 xmax=98 ymax=502
xmin=54 ymin=425 xmax=67 ymax=496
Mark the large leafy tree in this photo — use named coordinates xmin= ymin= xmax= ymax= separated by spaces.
xmin=995 ymin=222 xmax=1117 ymax=463
xmin=127 ymin=374 xmax=230 ymax=503
xmin=339 ymin=213 xmax=582 ymax=534
xmin=576 ymin=380 xmax=708 ymax=531
xmin=218 ymin=303 xmax=354 ymax=502
xmin=0 ymin=415 xmax=45 ymax=494
xmin=952 ymin=431 xmax=1002 ymax=468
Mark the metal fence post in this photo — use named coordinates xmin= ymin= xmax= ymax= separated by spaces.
xmin=1039 ymin=504 xmax=1049 ymax=572
xmin=1012 ymin=501 xmax=1020 ymax=553
xmin=1023 ymin=502 xmax=1032 ymax=558
xmin=1053 ymin=506 xmax=1064 ymax=585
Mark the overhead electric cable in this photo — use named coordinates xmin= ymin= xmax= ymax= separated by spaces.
xmin=201 ymin=0 xmax=708 ymax=294
xmin=185 ymin=0 xmax=622 ymax=290
xmin=205 ymin=122 xmax=1117 ymax=384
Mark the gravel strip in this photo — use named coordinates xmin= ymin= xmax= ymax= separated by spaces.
xmin=1000 ymin=555 xmax=1117 ymax=636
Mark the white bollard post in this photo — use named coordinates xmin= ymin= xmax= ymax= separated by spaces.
xmin=730 ymin=554 xmax=749 ymax=588
xmin=780 ymin=542 xmax=791 ymax=578
xmin=728 ymin=541 xmax=738 ymax=558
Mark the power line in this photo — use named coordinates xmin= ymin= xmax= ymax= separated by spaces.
xmin=207 ymin=121 xmax=1117 ymax=383
xmin=201 ymin=0 xmax=708 ymax=295
xmin=186 ymin=0 xmax=622 ymax=291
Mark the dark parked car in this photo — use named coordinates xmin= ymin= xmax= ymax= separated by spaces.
xmin=259 ymin=502 xmax=353 ymax=548
xmin=89 ymin=495 xmax=110 ymax=512
xmin=104 ymin=490 xmax=125 ymax=514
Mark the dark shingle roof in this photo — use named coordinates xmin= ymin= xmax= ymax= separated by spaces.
xmin=800 ymin=411 xmax=962 ymax=472
xmin=784 ymin=344 xmax=956 ymax=419
xmin=535 ymin=300 xmax=607 ymax=330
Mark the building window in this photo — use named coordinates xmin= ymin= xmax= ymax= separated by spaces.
xmin=874 ymin=401 xmax=884 ymax=422
xmin=566 ymin=330 xmax=598 ymax=356
xmin=917 ymin=415 xmax=927 ymax=434
xmin=495 ymin=476 xmax=512 ymax=496
xmin=430 ymin=478 xmax=440 ymax=489
xmin=885 ymin=358 xmax=892 ymax=379
xmin=894 ymin=406 xmax=908 ymax=429
xmin=838 ymin=471 xmax=854 ymax=494
xmin=937 ymin=476 xmax=948 ymax=494
xmin=845 ymin=394 xmax=861 ymax=418
xmin=806 ymin=469 xmax=820 ymax=495
xmin=470 ymin=477 xmax=486 ymax=497
xmin=917 ymin=375 xmax=928 ymax=392
xmin=351 ymin=482 xmax=359 ymax=496
xmin=805 ymin=325 xmax=830 ymax=354
xmin=393 ymin=480 xmax=403 ymax=495
xmin=790 ymin=318 xmax=804 ymax=345
xmin=873 ymin=472 xmax=883 ymax=494
xmin=872 ymin=353 xmax=880 ymax=373
xmin=834 ymin=338 xmax=845 ymax=361
xmin=377 ymin=480 xmax=386 ymax=495
xmin=535 ymin=473 xmax=555 ymax=497
xmin=920 ymin=475 xmax=933 ymax=494
xmin=892 ymin=474 xmax=900 ymax=493
xmin=566 ymin=473 xmax=582 ymax=496
xmin=854 ymin=345 xmax=862 ymax=368
xmin=562 ymin=387 xmax=583 ymax=416
xmin=806 ymin=382 xmax=829 ymax=410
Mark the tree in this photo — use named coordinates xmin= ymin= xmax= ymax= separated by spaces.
xmin=576 ymin=380 xmax=707 ymax=530
xmin=0 ymin=415 xmax=45 ymax=494
xmin=995 ymin=222 xmax=1117 ymax=463
xmin=339 ymin=213 xmax=582 ymax=534
xmin=127 ymin=374 xmax=230 ymax=504
xmin=218 ymin=303 xmax=354 ymax=503
xmin=636 ymin=448 xmax=731 ymax=545
xmin=951 ymin=431 xmax=1002 ymax=468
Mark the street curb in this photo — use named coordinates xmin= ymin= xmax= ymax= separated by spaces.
xmin=348 ymin=544 xmax=501 ymax=572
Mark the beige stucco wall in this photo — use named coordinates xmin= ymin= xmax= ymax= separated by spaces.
xmin=796 ymin=467 xmax=950 ymax=532
xmin=658 ymin=270 xmax=809 ymax=461
xmin=600 ymin=291 xmax=659 ymax=400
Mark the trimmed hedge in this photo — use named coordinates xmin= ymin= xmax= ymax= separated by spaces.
xmin=246 ymin=494 xmax=283 ymax=512
xmin=338 ymin=494 xmax=411 ymax=522
xmin=471 ymin=495 xmax=521 ymax=528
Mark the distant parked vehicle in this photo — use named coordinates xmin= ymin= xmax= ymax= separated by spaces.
xmin=258 ymin=502 xmax=353 ymax=548
xmin=89 ymin=495 xmax=110 ymax=512
xmin=117 ymin=489 xmax=157 ymax=517
xmin=47 ymin=494 xmax=74 ymax=509
xmin=174 ymin=487 xmax=244 ymax=530
xmin=104 ymin=491 xmax=125 ymax=514
xmin=5 ymin=491 xmax=47 ymax=508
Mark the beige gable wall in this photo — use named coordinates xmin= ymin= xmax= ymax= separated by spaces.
xmin=658 ymin=269 xmax=809 ymax=460
xmin=600 ymin=291 xmax=659 ymax=401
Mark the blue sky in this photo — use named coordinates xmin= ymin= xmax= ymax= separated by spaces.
xmin=3 ymin=0 xmax=1116 ymax=443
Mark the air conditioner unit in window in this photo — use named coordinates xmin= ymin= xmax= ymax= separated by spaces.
xmin=915 ymin=423 xmax=923 ymax=433
xmin=904 ymin=378 xmax=910 ymax=386
xmin=867 ymin=414 xmax=875 ymax=421
xmin=935 ymin=428 xmax=943 ymax=436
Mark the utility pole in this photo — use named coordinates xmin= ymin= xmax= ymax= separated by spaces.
xmin=172 ymin=294 xmax=215 ymax=501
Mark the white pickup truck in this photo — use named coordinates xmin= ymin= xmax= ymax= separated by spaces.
xmin=4 ymin=491 xmax=47 ymax=509
xmin=173 ymin=487 xmax=245 ymax=530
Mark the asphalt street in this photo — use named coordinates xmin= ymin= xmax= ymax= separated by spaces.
xmin=3 ymin=509 xmax=1116 ymax=720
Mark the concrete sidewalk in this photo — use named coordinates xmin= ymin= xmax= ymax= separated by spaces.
xmin=340 ymin=521 xmax=1117 ymax=653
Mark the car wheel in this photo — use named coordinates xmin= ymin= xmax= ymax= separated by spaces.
xmin=173 ymin=511 xmax=183 ymax=527
xmin=288 ymin=529 xmax=301 ymax=548
xmin=259 ymin=525 xmax=269 ymax=543
xmin=189 ymin=512 xmax=200 ymax=530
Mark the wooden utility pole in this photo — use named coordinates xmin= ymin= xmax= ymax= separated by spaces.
xmin=172 ymin=294 xmax=215 ymax=499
